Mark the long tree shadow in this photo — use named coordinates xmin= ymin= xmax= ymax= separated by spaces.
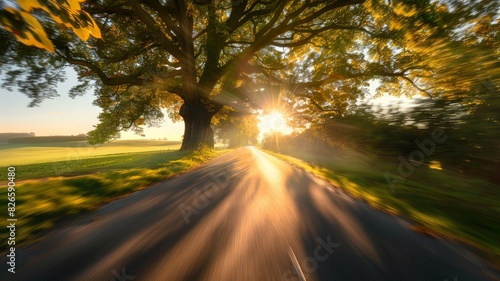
xmin=12 ymin=161 xmax=245 ymax=281
xmin=284 ymin=168 xmax=496 ymax=281
xmin=284 ymin=169 xmax=382 ymax=280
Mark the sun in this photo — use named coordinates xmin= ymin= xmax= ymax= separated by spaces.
xmin=258 ymin=111 xmax=293 ymax=138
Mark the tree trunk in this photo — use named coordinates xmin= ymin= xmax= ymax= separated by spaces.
xmin=179 ymin=101 xmax=215 ymax=150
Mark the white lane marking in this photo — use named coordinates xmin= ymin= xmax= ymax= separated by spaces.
xmin=288 ymin=247 xmax=307 ymax=281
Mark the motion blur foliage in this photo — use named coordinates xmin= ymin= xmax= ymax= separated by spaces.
xmin=372 ymin=80 xmax=500 ymax=183
xmin=265 ymin=87 xmax=500 ymax=184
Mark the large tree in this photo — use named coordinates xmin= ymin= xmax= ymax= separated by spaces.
xmin=1 ymin=0 xmax=498 ymax=150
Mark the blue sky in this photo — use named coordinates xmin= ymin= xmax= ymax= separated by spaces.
xmin=0 ymin=68 xmax=185 ymax=141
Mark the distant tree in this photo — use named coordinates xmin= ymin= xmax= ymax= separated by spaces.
xmin=214 ymin=107 xmax=258 ymax=147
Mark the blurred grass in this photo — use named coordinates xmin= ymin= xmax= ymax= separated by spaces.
xmin=264 ymin=148 xmax=500 ymax=266
xmin=0 ymin=145 xmax=228 ymax=248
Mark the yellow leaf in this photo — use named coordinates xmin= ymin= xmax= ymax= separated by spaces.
xmin=72 ymin=25 xmax=90 ymax=41
xmin=84 ymin=13 xmax=102 ymax=38
xmin=17 ymin=0 xmax=44 ymax=12
xmin=66 ymin=0 xmax=84 ymax=11
xmin=2 ymin=0 xmax=101 ymax=50
xmin=17 ymin=10 xmax=55 ymax=52
xmin=46 ymin=11 xmax=72 ymax=27
xmin=50 ymin=14 xmax=64 ymax=24
xmin=16 ymin=26 xmax=55 ymax=52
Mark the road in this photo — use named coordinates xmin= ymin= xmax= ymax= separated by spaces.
xmin=3 ymin=147 xmax=498 ymax=281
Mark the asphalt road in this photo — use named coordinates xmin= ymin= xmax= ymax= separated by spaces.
xmin=3 ymin=147 xmax=498 ymax=281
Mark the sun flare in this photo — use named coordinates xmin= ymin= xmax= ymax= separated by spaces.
xmin=258 ymin=111 xmax=293 ymax=138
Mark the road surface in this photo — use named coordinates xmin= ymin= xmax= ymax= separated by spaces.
xmin=3 ymin=147 xmax=498 ymax=281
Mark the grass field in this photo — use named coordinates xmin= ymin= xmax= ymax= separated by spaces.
xmin=265 ymin=148 xmax=500 ymax=267
xmin=0 ymin=140 xmax=228 ymax=249
xmin=0 ymin=140 xmax=182 ymax=180
xmin=0 ymin=140 xmax=182 ymax=167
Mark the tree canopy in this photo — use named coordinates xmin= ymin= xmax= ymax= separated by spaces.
xmin=1 ymin=0 xmax=498 ymax=149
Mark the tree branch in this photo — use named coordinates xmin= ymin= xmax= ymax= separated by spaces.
xmin=223 ymin=0 xmax=367 ymax=78
xmin=296 ymin=93 xmax=341 ymax=114
xmin=239 ymin=69 xmax=432 ymax=97
xmin=56 ymin=50 xmax=147 ymax=86
xmin=129 ymin=1 xmax=185 ymax=61
xmin=400 ymin=76 xmax=433 ymax=97
xmin=96 ymin=41 xmax=161 ymax=63
xmin=142 ymin=0 xmax=182 ymax=39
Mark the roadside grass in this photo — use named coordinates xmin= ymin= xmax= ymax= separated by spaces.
xmin=263 ymin=148 xmax=500 ymax=266
xmin=0 ymin=145 xmax=228 ymax=248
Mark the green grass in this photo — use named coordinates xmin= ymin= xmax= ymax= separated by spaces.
xmin=1 ymin=149 xmax=183 ymax=180
xmin=0 ymin=140 xmax=182 ymax=167
xmin=0 ymin=143 xmax=228 ymax=249
xmin=264 ymin=148 xmax=500 ymax=266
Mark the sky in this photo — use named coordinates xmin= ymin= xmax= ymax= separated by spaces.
xmin=0 ymin=68 xmax=185 ymax=141
xmin=0 ymin=68 xmax=413 ymax=141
